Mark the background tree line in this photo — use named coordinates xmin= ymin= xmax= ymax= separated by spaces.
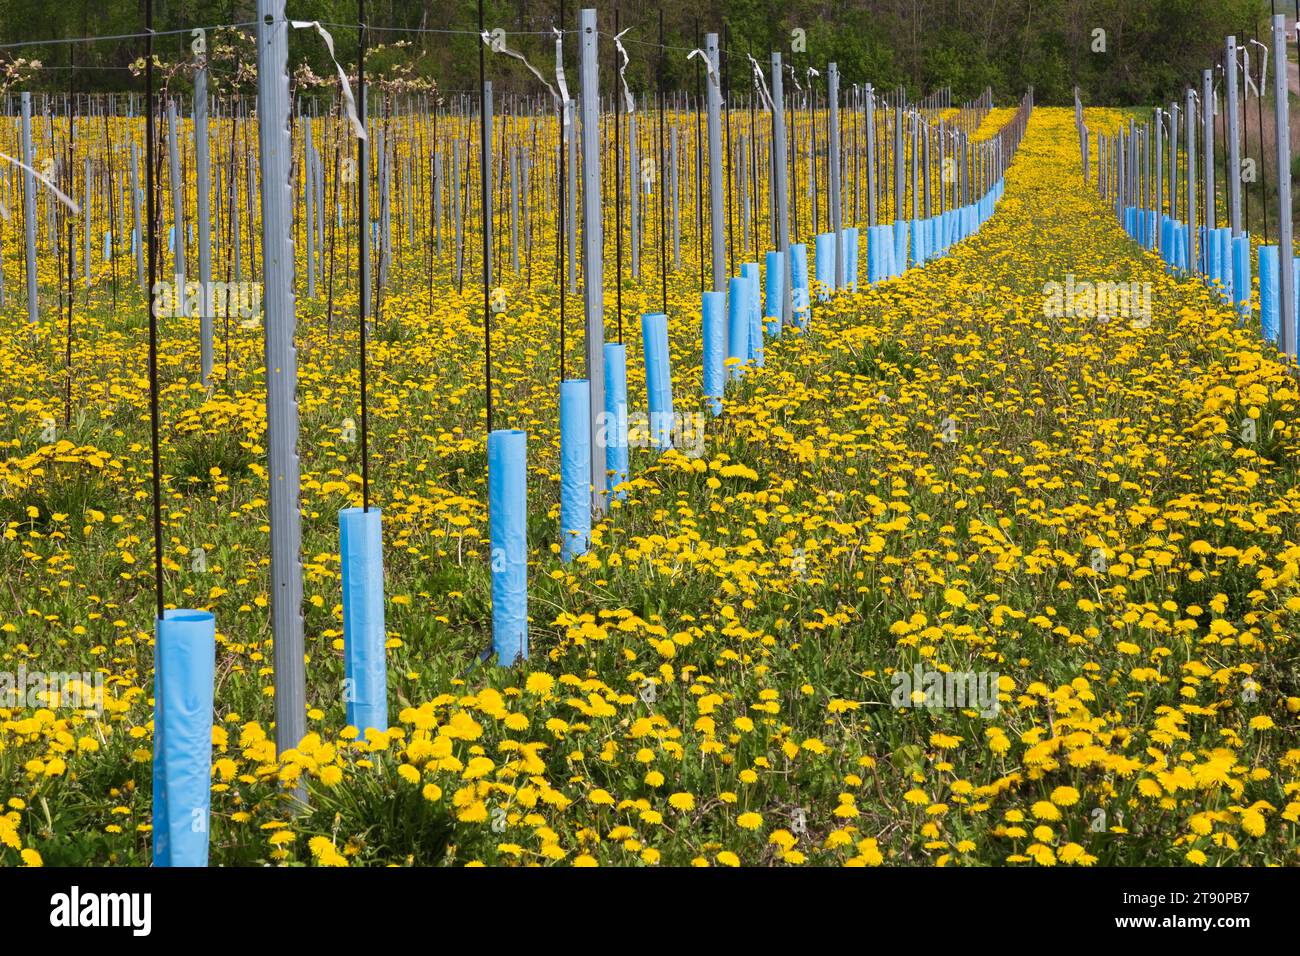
xmin=0 ymin=0 xmax=1275 ymax=106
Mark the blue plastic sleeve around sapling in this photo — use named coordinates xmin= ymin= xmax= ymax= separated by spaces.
xmin=152 ymin=609 xmax=216 ymax=867
xmin=602 ymin=342 xmax=629 ymax=499
xmin=488 ymin=429 xmax=528 ymax=664
xmin=559 ymin=380 xmax=592 ymax=561
xmin=340 ymin=506 xmax=388 ymax=738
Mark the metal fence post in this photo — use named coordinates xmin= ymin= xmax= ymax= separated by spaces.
xmin=1202 ymin=69 xmax=1214 ymax=239
xmin=1226 ymin=37 xmax=1241 ymax=236
xmin=1273 ymin=14 xmax=1295 ymax=355
xmin=256 ymin=0 xmax=306 ymax=776
xmin=828 ymin=62 xmax=842 ymax=288
xmin=196 ymin=66 xmax=213 ymax=382
xmin=771 ymin=52 xmax=791 ymax=327
xmin=22 ymin=92 xmax=36 ymax=325
xmin=1185 ymin=89 xmax=1196 ymax=276
xmin=580 ymin=8 xmax=606 ymax=514
xmin=167 ymin=98 xmax=186 ymax=316
xmin=705 ymin=33 xmax=724 ymax=293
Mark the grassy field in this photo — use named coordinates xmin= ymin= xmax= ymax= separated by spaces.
xmin=0 ymin=105 xmax=1297 ymax=866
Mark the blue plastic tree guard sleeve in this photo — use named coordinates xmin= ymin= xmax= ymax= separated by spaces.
xmin=844 ymin=228 xmax=859 ymax=291
xmin=727 ymin=275 xmax=751 ymax=378
xmin=702 ymin=291 xmax=726 ymax=414
xmin=1232 ymin=234 xmax=1251 ymax=315
xmin=340 ymin=505 xmax=388 ymax=738
xmin=488 ymin=428 xmax=528 ymax=664
xmin=642 ymin=312 xmax=674 ymax=449
xmin=814 ymin=232 xmax=835 ymax=301
xmin=602 ymin=343 xmax=629 ymax=498
xmin=893 ymin=219 xmax=908 ymax=272
xmin=1259 ymin=245 xmax=1279 ymax=343
xmin=763 ymin=251 xmax=783 ymax=336
xmin=791 ymin=243 xmax=810 ymax=325
xmin=559 ymin=380 xmax=592 ymax=561
xmin=152 ymin=609 xmax=216 ymax=867
xmin=741 ymin=262 xmax=763 ymax=366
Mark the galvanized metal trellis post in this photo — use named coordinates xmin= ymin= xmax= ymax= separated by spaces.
xmin=893 ymin=104 xmax=904 ymax=226
xmin=865 ymin=85 xmax=876 ymax=227
xmin=1185 ymin=89 xmax=1196 ymax=276
xmin=630 ymin=111 xmax=640 ymax=281
xmin=1226 ymin=37 xmax=1241 ymax=236
xmin=1202 ymin=69 xmax=1214 ymax=241
xmin=771 ymin=52 xmax=792 ymax=327
xmin=568 ymin=88 xmax=578 ymax=294
xmin=361 ymin=85 xmax=372 ymax=318
xmin=453 ymin=143 xmax=462 ymax=287
xmin=167 ymin=99 xmax=186 ymax=316
xmin=305 ymin=111 xmax=315 ymax=299
xmin=1170 ymin=103 xmax=1178 ymax=223
xmin=196 ymin=64 xmax=213 ymax=383
xmin=671 ymin=124 xmax=680 ymax=266
xmin=1159 ymin=108 xmax=1170 ymax=256
xmin=22 ymin=92 xmax=36 ymax=325
xmin=510 ymin=145 xmax=519 ymax=273
xmin=580 ymin=9 xmax=606 ymax=515
xmin=482 ymin=87 xmax=495 ymax=291
xmin=83 ymin=158 xmax=91 ymax=286
xmin=1272 ymin=13 xmax=1295 ymax=356
xmin=828 ymin=62 xmax=842 ymax=289
xmin=705 ymin=34 xmax=724 ymax=294
xmin=433 ymin=150 xmax=442 ymax=255
xmin=256 ymin=0 xmax=307 ymax=782
xmin=131 ymin=141 xmax=144 ymax=290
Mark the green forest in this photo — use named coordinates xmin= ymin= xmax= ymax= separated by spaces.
xmin=0 ymin=1 xmax=1281 ymax=107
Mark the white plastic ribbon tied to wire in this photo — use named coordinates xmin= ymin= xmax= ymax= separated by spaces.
xmin=553 ymin=28 xmax=572 ymax=139
xmin=1238 ymin=47 xmax=1256 ymax=98
xmin=613 ymin=29 xmax=635 ymax=115
xmin=746 ymin=53 xmax=775 ymax=112
xmin=787 ymin=62 xmax=803 ymax=95
xmin=1246 ymin=39 xmax=1268 ymax=98
xmin=483 ymin=30 xmax=559 ymax=109
xmin=687 ymin=47 xmax=721 ymax=92
xmin=290 ymin=20 xmax=367 ymax=140
xmin=0 ymin=152 xmax=79 ymax=215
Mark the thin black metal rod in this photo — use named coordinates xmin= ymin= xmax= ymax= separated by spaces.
xmin=658 ymin=7 xmax=667 ymax=314
xmin=479 ymin=0 xmax=493 ymax=431
xmin=358 ymin=0 xmax=371 ymax=511
xmin=145 ymin=0 xmax=164 ymax=622
xmin=558 ymin=0 xmax=566 ymax=381
xmin=613 ymin=3 xmax=623 ymax=344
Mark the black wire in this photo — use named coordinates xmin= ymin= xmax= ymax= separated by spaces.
xmin=479 ymin=0 xmax=494 ymax=432
xmin=145 ymin=0 xmax=163 ymax=622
